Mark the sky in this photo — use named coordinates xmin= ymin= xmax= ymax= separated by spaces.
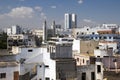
xmin=0 ymin=0 xmax=120 ymax=29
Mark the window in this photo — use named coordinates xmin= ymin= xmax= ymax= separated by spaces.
xmin=91 ymin=72 xmax=95 ymax=80
xmin=81 ymin=32 xmax=84 ymax=35
xmin=8 ymin=40 xmax=13 ymax=42
xmin=45 ymin=65 xmax=49 ymax=68
xmin=18 ymin=39 xmax=23 ymax=42
xmin=113 ymin=37 xmax=116 ymax=39
xmin=28 ymin=49 xmax=33 ymax=52
xmin=45 ymin=77 xmax=50 ymax=80
xmin=77 ymin=58 xmax=79 ymax=62
xmin=109 ymin=36 xmax=111 ymax=39
xmin=47 ymin=47 xmax=49 ymax=52
xmin=97 ymin=65 xmax=101 ymax=73
xmin=0 ymin=73 xmax=6 ymax=78
xmin=103 ymin=36 xmax=107 ymax=39
xmin=81 ymin=73 xmax=86 ymax=80
xmin=77 ymin=32 xmax=79 ymax=35
xmin=83 ymin=59 xmax=85 ymax=63
xmin=40 ymin=65 xmax=42 ymax=67
xmin=92 ymin=32 xmax=95 ymax=35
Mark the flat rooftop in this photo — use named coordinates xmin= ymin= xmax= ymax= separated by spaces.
xmin=0 ymin=61 xmax=19 ymax=67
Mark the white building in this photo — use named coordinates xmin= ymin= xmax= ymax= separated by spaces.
xmin=17 ymin=47 xmax=56 ymax=80
xmin=0 ymin=54 xmax=20 ymax=80
xmin=94 ymin=47 xmax=104 ymax=80
xmin=0 ymin=62 xmax=20 ymax=80
xmin=65 ymin=13 xmax=71 ymax=30
xmin=72 ymin=24 xmax=118 ymax=38
xmin=102 ymin=24 xmax=118 ymax=29
xmin=7 ymin=28 xmax=12 ymax=35
xmin=72 ymin=39 xmax=80 ymax=54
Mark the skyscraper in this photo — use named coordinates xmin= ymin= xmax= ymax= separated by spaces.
xmin=71 ymin=14 xmax=77 ymax=28
xmin=43 ymin=20 xmax=47 ymax=43
xmin=65 ymin=13 xmax=72 ymax=30
xmin=51 ymin=20 xmax=56 ymax=36
xmin=12 ymin=25 xmax=22 ymax=34
xmin=64 ymin=13 xmax=77 ymax=30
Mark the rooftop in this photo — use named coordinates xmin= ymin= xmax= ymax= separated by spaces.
xmin=0 ymin=61 xmax=19 ymax=67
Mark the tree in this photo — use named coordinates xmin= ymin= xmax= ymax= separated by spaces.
xmin=0 ymin=32 xmax=7 ymax=49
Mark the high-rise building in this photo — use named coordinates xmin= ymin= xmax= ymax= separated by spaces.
xmin=42 ymin=20 xmax=47 ymax=43
xmin=72 ymin=14 xmax=77 ymax=28
xmin=65 ymin=13 xmax=72 ymax=29
xmin=64 ymin=13 xmax=77 ymax=30
xmin=51 ymin=20 xmax=56 ymax=36
xmin=12 ymin=25 xmax=22 ymax=35
xmin=7 ymin=25 xmax=22 ymax=35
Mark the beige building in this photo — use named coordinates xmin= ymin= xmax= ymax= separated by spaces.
xmin=80 ymin=40 xmax=99 ymax=54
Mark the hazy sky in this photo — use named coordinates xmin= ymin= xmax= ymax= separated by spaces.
xmin=0 ymin=0 xmax=120 ymax=29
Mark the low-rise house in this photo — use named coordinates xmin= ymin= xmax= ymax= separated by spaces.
xmin=0 ymin=54 xmax=20 ymax=80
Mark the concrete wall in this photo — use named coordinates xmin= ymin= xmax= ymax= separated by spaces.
xmin=56 ymin=59 xmax=77 ymax=80
xmin=103 ymin=56 xmax=120 ymax=69
xmin=80 ymin=40 xmax=99 ymax=54
xmin=77 ymin=65 xmax=95 ymax=80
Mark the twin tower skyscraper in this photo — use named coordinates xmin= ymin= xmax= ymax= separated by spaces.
xmin=64 ymin=13 xmax=77 ymax=30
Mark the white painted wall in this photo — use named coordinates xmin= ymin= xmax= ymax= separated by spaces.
xmin=17 ymin=47 xmax=56 ymax=80
xmin=0 ymin=65 xmax=20 ymax=80
xmin=43 ymin=52 xmax=56 ymax=80
xmin=7 ymin=28 xmax=12 ymax=35
xmin=95 ymin=62 xmax=104 ymax=80
xmin=94 ymin=49 xmax=104 ymax=80
xmin=72 ymin=39 xmax=80 ymax=54
xmin=94 ymin=49 xmax=108 ymax=57
xmin=17 ymin=47 xmax=46 ymax=59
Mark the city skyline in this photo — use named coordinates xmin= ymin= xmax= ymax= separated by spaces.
xmin=0 ymin=0 xmax=120 ymax=29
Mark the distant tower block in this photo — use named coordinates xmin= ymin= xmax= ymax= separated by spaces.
xmin=43 ymin=20 xmax=47 ymax=43
xmin=72 ymin=14 xmax=77 ymax=28
xmin=52 ymin=20 xmax=56 ymax=36
xmin=64 ymin=13 xmax=77 ymax=30
xmin=65 ymin=13 xmax=72 ymax=29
